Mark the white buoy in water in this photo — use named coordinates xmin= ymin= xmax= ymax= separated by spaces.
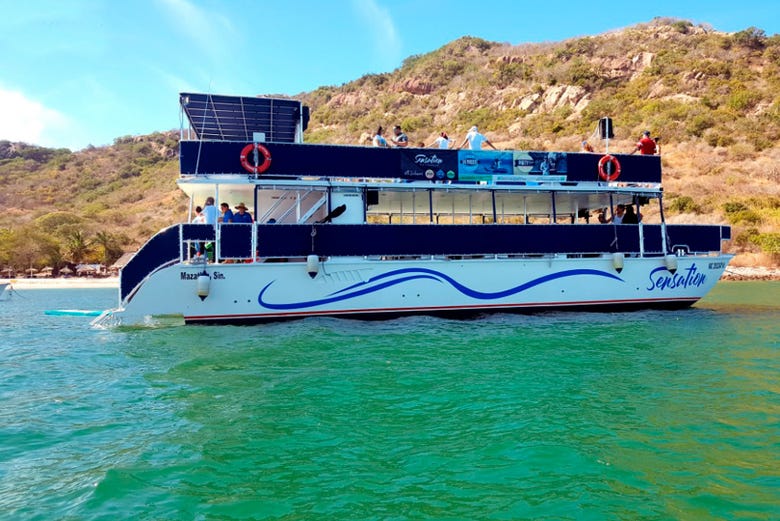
xmin=306 ymin=254 xmax=319 ymax=278
xmin=612 ymin=252 xmax=624 ymax=273
xmin=664 ymin=254 xmax=678 ymax=274
xmin=197 ymin=273 xmax=210 ymax=300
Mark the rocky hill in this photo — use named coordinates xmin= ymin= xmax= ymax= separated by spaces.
xmin=0 ymin=18 xmax=778 ymax=271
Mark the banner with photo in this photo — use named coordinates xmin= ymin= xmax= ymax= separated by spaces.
xmin=512 ymin=151 xmax=568 ymax=176
xmin=457 ymin=151 xmax=514 ymax=183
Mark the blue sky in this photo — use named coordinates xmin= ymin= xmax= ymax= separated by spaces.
xmin=1 ymin=0 xmax=777 ymax=151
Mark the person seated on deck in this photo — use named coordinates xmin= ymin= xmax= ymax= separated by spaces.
xmin=581 ymin=140 xmax=595 ymax=152
xmin=600 ymin=204 xmax=625 ymax=224
xmin=232 ymin=202 xmax=254 ymax=223
xmin=621 ymin=205 xmax=640 ymax=224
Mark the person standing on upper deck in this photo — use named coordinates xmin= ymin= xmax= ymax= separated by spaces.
xmin=429 ymin=132 xmax=452 ymax=149
xmin=391 ymin=125 xmax=409 ymax=147
xmin=372 ymin=126 xmax=389 ymax=147
xmin=630 ymin=130 xmax=657 ymax=155
xmin=458 ymin=126 xmax=497 ymax=151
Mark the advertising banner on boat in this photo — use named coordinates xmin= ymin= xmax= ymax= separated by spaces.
xmin=457 ymin=151 xmax=514 ymax=183
xmin=499 ymin=151 xmax=569 ymax=183
xmin=512 ymin=151 xmax=567 ymax=175
xmin=456 ymin=150 xmax=569 ymax=183
xmin=400 ymin=150 xmax=458 ymax=181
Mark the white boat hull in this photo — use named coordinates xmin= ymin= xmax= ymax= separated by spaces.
xmin=105 ymin=254 xmax=731 ymax=326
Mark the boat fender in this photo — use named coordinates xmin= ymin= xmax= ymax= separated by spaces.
xmin=239 ymin=143 xmax=272 ymax=174
xmin=196 ymin=273 xmax=210 ymax=301
xmin=612 ymin=252 xmax=624 ymax=273
xmin=598 ymin=154 xmax=621 ymax=182
xmin=306 ymin=255 xmax=319 ymax=279
xmin=664 ymin=254 xmax=678 ymax=274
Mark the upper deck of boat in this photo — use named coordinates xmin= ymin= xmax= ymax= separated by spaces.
xmin=177 ymin=92 xmax=663 ymax=194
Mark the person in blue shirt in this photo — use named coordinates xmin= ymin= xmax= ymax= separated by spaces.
xmin=372 ymin=126 xmax=388 ymax=147
xmin=219 ymin=202 xmax=233 ymax=223
xmin=232 ymin=202 xmax=254 ymax=223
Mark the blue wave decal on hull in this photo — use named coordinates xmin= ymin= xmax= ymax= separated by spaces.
xmin=258 ymin=268 xmax=623 ymax=310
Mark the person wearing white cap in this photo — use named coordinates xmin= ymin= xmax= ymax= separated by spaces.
xmin=458 ymin=125 xmax=497 ymax=150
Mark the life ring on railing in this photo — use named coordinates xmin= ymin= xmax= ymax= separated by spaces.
xmin=598 ymin=154 xmax=621 ymax=181
xmin=239 ymin=143 xmax=272 ymax=174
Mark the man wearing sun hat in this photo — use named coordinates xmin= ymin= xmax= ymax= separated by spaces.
xmin=232 ymin=202 xmax=254 ymax=223
xmin=458 ymin=125 xmax=497 ymax=150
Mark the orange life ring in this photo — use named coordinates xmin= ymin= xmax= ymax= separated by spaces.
xmin=598 ymin=154 xmax=621 ymax=181
xmin=240 ymin=143 xmax=272 ymax=174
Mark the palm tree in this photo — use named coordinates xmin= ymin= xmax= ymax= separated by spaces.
xmin=92 ymin=231 xmax=122 ymax=265
xmin=65 ymin=230 xmax=90 ymax=264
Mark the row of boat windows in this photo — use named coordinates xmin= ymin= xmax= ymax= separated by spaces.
xmin=248 ymin=189 xmax=656 ymax=225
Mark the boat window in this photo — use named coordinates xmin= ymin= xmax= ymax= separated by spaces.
xmin=431 ymin=190 xmax=493 ymax=224
xmin=368 ymin=189 xmax=428 ymax=224
xmin=255 ymin=187 xmax=328 ymax=224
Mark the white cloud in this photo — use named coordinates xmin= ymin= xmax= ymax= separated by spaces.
xmin=155 ymin=0 xmax=236 ymax=62
xmin=352 ymin=0 xmax=402 ymax=70
xmin=151 ymin=67 xmax=200 ymax=97
xmin=0 ymin=88 xmax=74 ymax=148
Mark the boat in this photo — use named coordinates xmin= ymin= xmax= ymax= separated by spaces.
xmin=93 ymin=93 xmax=732 ymax=327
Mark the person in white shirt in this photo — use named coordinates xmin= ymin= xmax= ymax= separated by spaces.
xmin=430 ymin=132 xmax=452 ymax=149
xmin=191 ymin=206 xmax=206 ymax=224
xmin=458 ymin=126 xmax=497 ymax=150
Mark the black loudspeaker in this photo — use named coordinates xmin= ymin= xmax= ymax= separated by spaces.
xmin=598 ymin=117 xmax=614 ymax=139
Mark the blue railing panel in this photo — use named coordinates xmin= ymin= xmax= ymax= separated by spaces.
xmin=667 ymin=225 xmax=724 ymax=253
xmin=181 ymin=224 xmax=216 ymax=241
xmin=220 ymin=224 xmax=253 ymax=258
xmin=121 ymin=225 xmax=181 ymax=301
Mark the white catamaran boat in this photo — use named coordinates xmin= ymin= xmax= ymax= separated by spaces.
xmin=94 ymin=93 xmax=731 ymax=327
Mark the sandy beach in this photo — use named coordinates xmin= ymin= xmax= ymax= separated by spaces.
xmin=2 ymin=277 xmax=119 ymax=290
xmin=721 ymin=266 xmax=780 ymax=281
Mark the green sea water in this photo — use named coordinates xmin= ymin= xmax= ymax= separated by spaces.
xmin=0 ymin=282 xmax=778 ymax=520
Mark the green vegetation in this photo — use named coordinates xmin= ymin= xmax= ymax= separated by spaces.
xmin=0 ymin=132 xmax=181 ymax=271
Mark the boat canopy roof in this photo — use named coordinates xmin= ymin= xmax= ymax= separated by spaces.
xmin=179 ymin=92 xmax=309 ymax=143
